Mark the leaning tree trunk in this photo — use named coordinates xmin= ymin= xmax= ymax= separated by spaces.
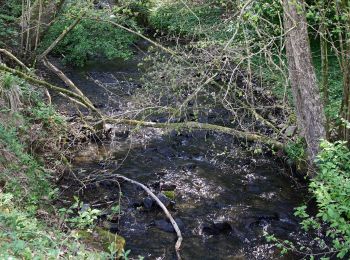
xmin=283 ymin=0 xmax=326 ymax=171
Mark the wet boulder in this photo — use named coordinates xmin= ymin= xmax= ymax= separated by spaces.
xmin=157 ymin=193 xmax=171 ymax=207
xmin=102 ymin=220 xmax=119 ymax=233
xmin=143 ymin=197 xmax=153 ymax=210
xmin=162 ymin=190 xmax=176 ymax=200
xmin=154 ymin=218 xmax=184 ymax=233
xmin=285 ymin=125 xmax=297 ymax=137
xmin=160 ymin=183 xmax=176 ymax=191
xmin=201 ymin=221 xmax=233 ymax=236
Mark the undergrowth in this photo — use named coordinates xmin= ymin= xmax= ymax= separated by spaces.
xmin=0 ymin=72 xmax=118 ymax=258
xmin=40 ymin=3 xmax=139 ymax=67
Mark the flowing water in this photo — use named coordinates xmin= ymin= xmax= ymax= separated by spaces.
xmin=51 ymin=48 xmax=309 ymax=259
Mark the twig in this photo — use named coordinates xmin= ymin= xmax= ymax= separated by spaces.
xmin=115 ymin=175 xmax=183 ymax=260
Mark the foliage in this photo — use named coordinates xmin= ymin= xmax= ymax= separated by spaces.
xmin=149 ymin=1 xmax=224 ymax=39
xmin=0 ymin=192 xmax=111 ymax=259
xmin=0 ymin=0 xmax=22 ymax=47
xmin=114 ymin=0 xmax=152 ymax=25
xmin=40 ymin=4 xmax=139 ymax=66
xmin=0 ymin=72 xmax=116 ymax=258
xmin=267 ymin=140 xmax=350 ymax=259
xmin=0 ymin=123 xmax=52 ymax=210
xmin=310 ymin=140 xmax=350 ymax=258
xmin=285 ymin=138 xmax=306 ymax=162
xmin=59 ymin=196 xmax=101 ymax=229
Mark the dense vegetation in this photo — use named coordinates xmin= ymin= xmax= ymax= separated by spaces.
xmin=1 ymin=0 xmax=350 ymax=259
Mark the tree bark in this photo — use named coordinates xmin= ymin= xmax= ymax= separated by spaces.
xmin=338 ymin=0 xmax=350 ymax=143
xmin=283 ymin=0 xmax=326 ymax=169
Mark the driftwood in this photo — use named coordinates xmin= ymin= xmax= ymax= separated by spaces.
xmin=101 ymin=118 xmax=284 ymax=149
xmin=115 ymin=175 xmax=183 ymax=260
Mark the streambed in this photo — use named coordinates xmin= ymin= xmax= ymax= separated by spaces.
xmin=50 ymin=50 xmax=309 ymax=259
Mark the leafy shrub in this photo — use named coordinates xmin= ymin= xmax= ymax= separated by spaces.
xmin=0 ymin=124 xmax=52 ymax=209
xmin=0 ymin=192 xmax=111 ymax=259
xmin=149 ymin=1 xmax=223 ymax=39
xmin=285 ymin=138 xmax=306 ymax=162
xmin=0 ymin=0 xmax=22 ymax=47
xmin=59 ymin=196 xmax=101 ymax=229
xmin=310 ymin=140 xmax=350 ymax=258
xmin=267 ymin=140 xmax=350 ymax=259
xmin=41 ymin=7 xmax=139 ymax=67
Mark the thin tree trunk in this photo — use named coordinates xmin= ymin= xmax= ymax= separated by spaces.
xmin=34 ymin=0 xmax=42 ymax=50
xmin=283 ymin=0 xmax=326 ymax=170
xmin=320 ymin=5 xmax=330 ymax=140
xmin=25 ymin=0 xmax=31 ymax=55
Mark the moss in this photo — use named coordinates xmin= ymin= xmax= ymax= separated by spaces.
xmin=162 ymin=190 xmax=175 ymax=200
xmin=77 ymin=227 xmax=125 ymax=256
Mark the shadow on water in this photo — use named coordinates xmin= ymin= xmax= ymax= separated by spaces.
xmin=51 ymin=51 xmax=309 ymax=259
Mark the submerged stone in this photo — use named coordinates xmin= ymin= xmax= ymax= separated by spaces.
xmin=156 ymin=193 xmax=171 ymax=207
xmin=154 ymin=218 xmax=184 ymax=233
xmin=143 ymin=197 xmax=153 ymax=209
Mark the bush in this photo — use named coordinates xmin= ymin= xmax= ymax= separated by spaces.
xmin=0 ymin=0 xmax=22 ymax=47
xmin=40 ymin=7 xmax=139 ymax=67
xmin=310 ymin=140 xmax=350 ymax=258
xmin=0 ymin=192 xmax=112 ymax=259
xmin=267 ymin=140 xmax=350 ymax=259
xmin=149 ymin=1 xmax=224 ymax=39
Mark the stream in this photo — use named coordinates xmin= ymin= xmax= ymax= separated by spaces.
xmin=48 ymin=46 xmax=310 ymax=259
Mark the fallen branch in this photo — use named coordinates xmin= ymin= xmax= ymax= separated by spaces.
xmin=115 ymin=175 xmax=183 ymax=260
xmin=101 ymin=118 xmax=284 ymax=149
xmin=0 ymin=63 xmax=100 ymax=115
xmin=0 ymin=49 xmax=30 ymax=72
xmin=42 ymin=58 xmax=96 ymax=109
xmin=42 ymin=58 xmax=87 ymax=97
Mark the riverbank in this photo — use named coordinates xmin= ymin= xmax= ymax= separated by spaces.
xmin=0 ymin=72 xmax=124 ymax=258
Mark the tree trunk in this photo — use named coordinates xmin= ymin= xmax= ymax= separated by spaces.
xmin=20 ymin=0 xmax=66 ymax=53
xmin=338 ymin=0 xmax=350 ymax=143
xmin=283 ymin=0 xmax=326 ymax=170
